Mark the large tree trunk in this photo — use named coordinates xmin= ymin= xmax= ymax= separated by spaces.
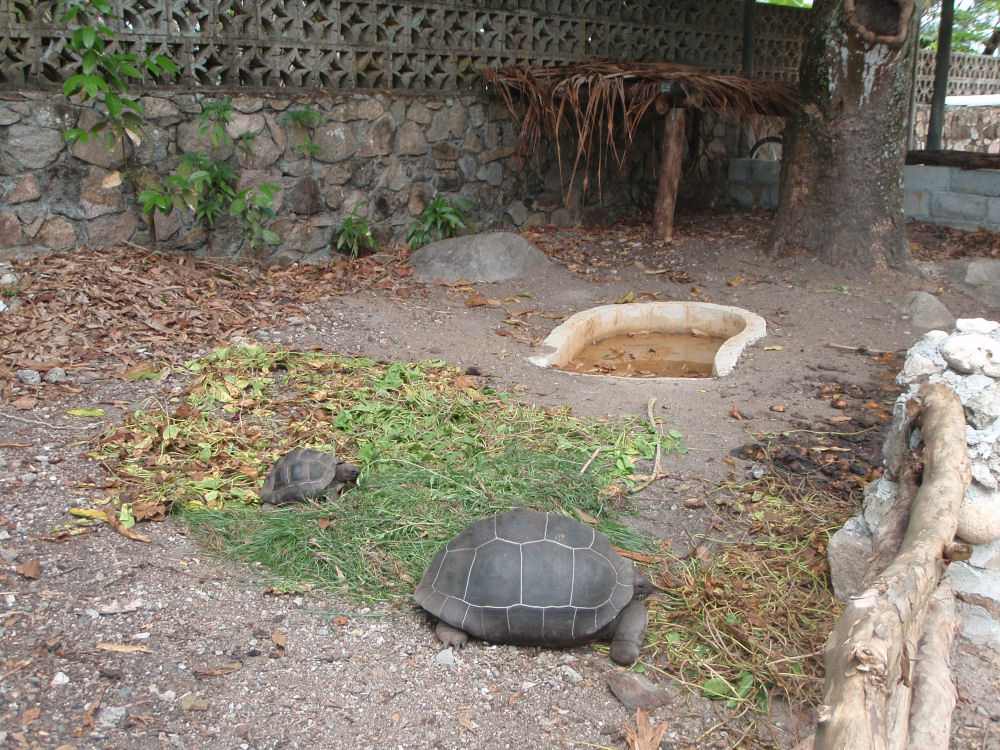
xmin=769 ymin=0 xmax=918 ymax=270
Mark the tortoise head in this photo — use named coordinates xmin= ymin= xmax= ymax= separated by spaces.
xmin=335 ymin=462 xmax=361 ymax=483
xmin=633 ymin=573 xmax=656 ymax=598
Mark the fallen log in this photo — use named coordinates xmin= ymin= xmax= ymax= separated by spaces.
xmin=814 ymin=382 xmax=970 ymax=750
xmin=906 ymin=581 xmax=960 ymax=750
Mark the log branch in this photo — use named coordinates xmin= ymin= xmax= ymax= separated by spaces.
xmin=814 ymin=382 xmax=970 ymax=750
xmin=906 ymin=581 xmax=959 ymax=750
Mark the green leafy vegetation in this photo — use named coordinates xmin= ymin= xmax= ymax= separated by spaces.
xmin=405 ymin=195 xmax=476 ymax=249
xmin=58 ymin=0 xmax=179 ymax=153
xmin=56 ymin=0 xmax=280 ymax=252
xmin=336 ymin=201 xmax=378 ymax=256
xmin=922 ymin=1 xmax=1000 ymax=53
xmin=282 ymin=106 xmax=326 ymax=159
xmin=90 ymin=345 xmax=674 ymax=600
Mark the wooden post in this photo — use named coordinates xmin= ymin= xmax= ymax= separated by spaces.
xmin=652 ymin=106 xmax=685 ymax=242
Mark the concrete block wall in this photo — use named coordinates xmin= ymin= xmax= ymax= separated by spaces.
xmin=727 ymin=157 xmax=1000 ymax=232
xmin=726 ymin=158 xmax=780 ymax=210
xmin=904 ymin=164 xmax=1000 ymax=230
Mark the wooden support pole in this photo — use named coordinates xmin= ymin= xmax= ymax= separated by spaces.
xmin=652 ymin=106 xmax=686 ymax=242
xmin=813 ymin=382 xmax=971 ymax=750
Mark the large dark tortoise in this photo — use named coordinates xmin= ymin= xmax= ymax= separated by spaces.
xmin=259 ymin=448 xmax=360 ymax=505
xmin=414 ymin=508 xmax=652 ymax=665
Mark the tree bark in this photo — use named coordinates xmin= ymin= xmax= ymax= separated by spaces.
xmin=652 ymin=107 xmax=685 ymax=242
xmin=768 ymin=0 xmax=917 ymax=269
xmin=983 ymin=27 xmax=1000 ymax=55
xmin=813 ymin=382 xmax=970 ymax=750
xmin=906 ymin=582 xmax=959 ymax=750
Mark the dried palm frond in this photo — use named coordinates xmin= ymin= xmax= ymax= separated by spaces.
xmin=482 ymin=61 xmax=797 ymax=204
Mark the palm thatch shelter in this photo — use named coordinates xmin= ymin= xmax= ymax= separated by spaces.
xmin=483 ymin=62 xmax=797 ymax=240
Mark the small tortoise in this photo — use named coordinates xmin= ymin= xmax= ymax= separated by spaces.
xmin=259 ymin=448 xmax=360 ymax=505
xmin=414 ymin=508 xmax=652 ymax=665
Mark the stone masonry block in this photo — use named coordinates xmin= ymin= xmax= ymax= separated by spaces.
xmin=903 ymin=164 xmax=953 ymax=192
xmin=749 ymin=159 xmax=781 ymax=184
xmin=931 ymin=191 xmax=988 ymax=222
xmin=727 ymin=158 xmax=751 ymax=182
xmin=903 ymin=189 xmax=930 ymax=220
xmin=951 ymin=168 xmax=1000 ymax=198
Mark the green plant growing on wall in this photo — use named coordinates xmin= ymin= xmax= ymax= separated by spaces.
xmin=236 ymin=131 xmax=259 ymax=162
xmin=336 ymin=201 xmax=377 ymax=257
xmin=282 ymin=106 xmax=326 ymax=160
xmin=59 ymin=0 xmax=179 ymax=154
xmin=179 ymin=152 xmax=238 ymax=226
xmin=405 ymin=195 xmax=476 ymax=249
xmin=136 ymin=158 xmax=206 ymax=231
xmin=232 ymin=183 xmax=282 ymax=252
xmin=198 ymin=97 xmax=235 ymax=149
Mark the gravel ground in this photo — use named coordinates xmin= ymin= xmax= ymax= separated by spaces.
xmin=3 ymin=213 xmax=1000 ymax=749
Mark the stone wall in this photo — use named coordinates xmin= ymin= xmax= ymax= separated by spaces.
xmin=911 ymin=104 xmax=1000 ymax=154
xmin=0 ymin=90 xmax=658 ymax=261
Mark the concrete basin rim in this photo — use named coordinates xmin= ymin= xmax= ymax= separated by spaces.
xmin=527 ymin=301 xmax=767 ymax=380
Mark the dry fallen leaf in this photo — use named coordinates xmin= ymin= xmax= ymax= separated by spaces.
xmin=454 ymin=375 xmax=476 ymax=389
xmin=271 ymin=632 xmax=287 ymax=654
xmin=317 ymin=517 xmax=332 ymax=530
xmin=193 ymin=661 xmax=243 ymax=677
xmin=11 ymin=395 xmax=37 ymax=410
xmin=97 ymin=642 xmax=152 ymax=653
xmin=457 ymin=714 xmax=476 ymax=732
xmin=624 ymin=708 xmax=668 ymax=750
xmin=21 ymin=706 xmax=41 ymax=727
xmin=16 ymin=559 xmax=42 ymax=579
xmin=729 ymin=404 xmax=747 ymax=420
xmin=332 ymin=615 xmax=349 ymax=626
xmin=770 ymin=404 xmax=786 ymax=412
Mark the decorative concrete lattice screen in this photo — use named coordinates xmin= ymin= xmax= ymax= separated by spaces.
xmin=0 ymin=0 xmax=807 ymax=93
xmin=915 ymin=50 xmax=1000 ymax=104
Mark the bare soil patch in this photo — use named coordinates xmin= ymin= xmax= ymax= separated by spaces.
xmin=2 ymin=209 xmax=999 ymax=749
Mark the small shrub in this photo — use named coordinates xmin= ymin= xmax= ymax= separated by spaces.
xmin=336 ymin=201 xmax=377 ymax=257
xmin=406 ymin=195 xmax=476 ymax=249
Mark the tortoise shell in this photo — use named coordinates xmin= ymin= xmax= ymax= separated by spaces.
xmin=413 ymin=508 xmax=637 ymax=647
xmin=259 ymin=448 xmax=360 ymax=505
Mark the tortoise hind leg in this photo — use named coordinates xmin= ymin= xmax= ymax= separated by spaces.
xmin=609 ymin=600 xmax=648 ymax=665
xmin=435 ymin=621 xmax=470 ymax=650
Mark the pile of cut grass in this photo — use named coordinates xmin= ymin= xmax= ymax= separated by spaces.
xmin=93 ymin=344 xmax=676 ymax=598
xmin=645 ymin=473 xmax=849 ymax=735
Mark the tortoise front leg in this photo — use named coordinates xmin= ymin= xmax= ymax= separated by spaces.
xmin=435 ymin=621 xmax=470 ymax=650
xmin=609 ymin=600 xmax=648 ymax=665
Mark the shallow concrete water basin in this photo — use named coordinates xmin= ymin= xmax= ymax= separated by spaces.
xmin=528 ymin=302 xmax=767 ymax=379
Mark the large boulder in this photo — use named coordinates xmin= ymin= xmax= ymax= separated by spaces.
xmin=409 ymin=232 xmax=550 ymax=283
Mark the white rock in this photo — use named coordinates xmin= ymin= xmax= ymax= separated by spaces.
xmin=941 ymin=332 xmax=1000 ymax=376
xmin=969 ymin=538 xmax=1000 ymax=570
xmin=922 ymin=329 xmax=951 ymax=345
xmin=965 ymin=383 xmax=1000 ymax=430
xmin=434 ymin=648 xmax=456 ymax=667
xmin=897 ymin=352 xmax=946 ymax=385
xmin=956 ymin=318 xmax=1000 ymax=335
xmin=967 ymin=419 xmax=1000 ymax=449
xmin=862 ymin=478 xmax=899 ymax=531
xmin=827 ymin=515 xmax=873 ymax=599
xmin=51 ymin=671 xmax=70 ymax=686
xmin=972 ymin=461 xmax=999 ymax=491
xmin=957 ymin=486 xmax=1000 ymax=545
